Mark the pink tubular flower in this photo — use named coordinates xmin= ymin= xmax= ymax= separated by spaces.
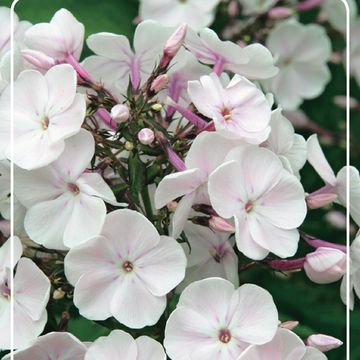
xmin=208 ymin=146 xmax=307 ymax=260
xmin=150 ymin=74 xmax=169 ymax=93
xmin=304 ymin=247 xmax=346 ymax=284
xmin=24 ymin=8 xmax=84 ymax=64
xmin=188 ymin=73 xmax=272 ymax=143
xmin=160 ymin=24 xmax=187 ymax=68
xmin=164 ymin=278 xmax=278 ymax=359
xmin=305 ymin=334 xmax=343 ymax=352
xmin=185 ymin=27 xmax=278 ymax=79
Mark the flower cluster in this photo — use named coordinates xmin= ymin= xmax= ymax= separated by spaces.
xmin=0 ymin=0 xmax=357 ymax=358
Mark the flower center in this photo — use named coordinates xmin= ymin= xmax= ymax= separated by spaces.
xmin=218 ymin=329 xmax=232 ymax=344
xmin=67 ymin=183 xmax=80 ymax=195
xmin=40 ymin=116 xmax=50 ymax=130
xmin=122 ymin=260 xmax=134 ymax=272
xmin=245 ymin=200 xmax=254 ymax=213
xmin=221 ymin=108 xmax=232 ymax=121
xmin=1 ymin=280 xmax=10 ymax=300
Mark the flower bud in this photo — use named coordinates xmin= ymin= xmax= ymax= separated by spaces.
xmin=111 ymin=104 xmax=130 ymax=123
xmin=53 ymin=288 xmax=65 ymax=300
xmin=125 ymin=141 xmax=134 ymax=151
xmin=21 ymin=49 xmax=56 ymax=70
xmin=167 ymin=201 xmax=178 ymax=212
xmin=160 ymin=24 xmax=187 ymax=68
xmin=268 ymin=7 xmax=293 ymax=19
xmin=306 ymin=192 xmax=337 ymax=209
xmin=151 ymin=74 xmax=169 ymax=93
xmin=304 ymin=247 xmax=346 ymax=284
xmin=138 ymin=128 xmax=155 ymax=145
xmin=333 ymin=95 xmax=359 ymax=109
xmin=305 ymin=334 xmax=343 ymax=352
xmin=279 ymin=320 xmax=299 ymax=330
xmin=209 ymin=216 xmax=235 ymax=233
xmin=151 ymin=103 xmax=163 ymax=112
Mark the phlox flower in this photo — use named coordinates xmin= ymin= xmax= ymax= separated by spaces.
xmin=208 ymin=146 xmax=307 ymax=260
xmin=185 ymin=27 xmax=278 ymax=79
xmin=238 ymin=328 xmax=327 ymax=360
xmin=82 ymin=21 xmax=173 ymax=95
xmin=188 ymin=73 xmax=272 ymax=143
xmin=1 ymin=64 xmax=86 ymax=170
xmin=85 ymin=329 xmax=166 ymax=360
xmin=3 ymin=332 xmax=87 ymax=360
xmin=262 ymin=108 xmax=307 ymax=178
xmin=15 ymin=130 xmax=121 ymax=250
xmin=164 ymin=277 xmax=278 ymax=359
xmin=0 ymin=237 xmax=50 ymax=350
xmin=307 ymin=134 xmax=360 ymax=226
xmin=24 ymin=8 xmax=84 ymax=64
xmin=322 ymin=0 xmax=357 ymax=34
xmin=64 ymin=209 xmax=186 ymax=329
xmin=263 ymin=20 xmax=331 ymax=110
xmin=155 ymin=132 xmax=238 ymax=238
xmin=139 ymin=0 xmax=221 ymax=31
xmin=177 ymin=223 xmax=238 ymax=292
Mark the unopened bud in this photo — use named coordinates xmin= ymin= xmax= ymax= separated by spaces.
xmin=167 ymin=201 xmax=178 ymax=212
xmin=305 ymin=334 xmax=343 ymax=352
xmin=138 ymin=128 xmax=155 ymax=145
xmin=151 ymin=103 xmax=163 ymax=112
xmin=306 ymin=192 xmax=337 ymax=209
xmin=268 ymin=7 xmax=293 ymax=19
xmin=125 ymin=141 xmax=134 ymax=151
xmin=111 ymin=104 xmax=130 ymax=123
xmin=151 ymin=74 xmax=169 ymax=93
xmin=279 ymin=320 xmax=299 ymax=330
xmin=333 ymin=95 xmax=359 ymax=109
xmin=22 ymin=49 xmax=56 ymax=70
xmin=160 ymin=24 xmax=187 ymax=68
xmin=228 ymin=0 xmax=238 ymax=17
xmin=209 ymin=216 xmax=235 ymax=233
xmin=53 ymin=288 xmax=65 ymax=300
xmin=304 ymin=247 xmax=346 ymax=284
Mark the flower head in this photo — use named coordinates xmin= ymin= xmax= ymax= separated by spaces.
xmin=164 ymin=278 xmax=278 ymax=359
xmin=65 ymin=209 xmax=186 ymax=329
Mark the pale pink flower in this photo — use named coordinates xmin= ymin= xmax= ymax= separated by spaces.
xmin=185 ymin=27 xmax=278 ymax=79
xmin=64 ymin=209 xmax=186 ymax=329
xmin=155 ymin=132 xmax=238 ymax=238
xmin=24 ymin=8 xmax=84 ymax=64
xmin=83 ymin=21 xmax=173 ymax=95
xmin=322 ymin=0 xmax=357 ymax=34
xmin=304 ymin=247 xmax=346 ymax=284
xmin=263 ymin=21 xmax=331 ymax=110
xmin=139 ymin=0 xmax=221 ymax=31
xmin=262 ymin=108 xmax=307 ymax=178
xmin=14 ymin=130 xmax=121 ymax=250
xmin=1 ymin=64 xmax=86 ymax=170
xmin=307 ymin=134 xmax=360 ymax=226
xmin=85 ymin=330 xmax=166 ymax=360
xmin=208 ymin=146 xmax=307 ymax=260
xmin=177 ymin=223 xmax=238 ymax=292
xmin=188 ymin=73 xmax=271 ymax=143
xmin=239 ymin=328 xmax=327 ymax=359
xmin=164 ymin=278 xmax=278 ymax=359
xmin=0 ymin=237 xmax=50 ymax=350
xmin=4 ymin=332 xmax=87 ymax=359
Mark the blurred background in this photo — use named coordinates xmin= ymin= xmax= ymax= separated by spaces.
xmin=3 ymin=0 xmax=360 ymax=359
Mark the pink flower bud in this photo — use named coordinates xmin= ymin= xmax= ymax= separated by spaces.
xmin=138 ymin=128 xmax=155 ymax=145
xmin=228 ymin=0 xmax=238 ymax=17
xmin=209 ymin=216 xmax=235 ymax=233
xmin=160 ymin=24 xmax=187 ymax=68
xmin=167 ymin=201 xmax=178 ymax=212
xmin=333 ymin=95 xmax=359 ymax=109
xmin=151 ymin=74 xmax=169 ymax=93
xmin=305 ymin=334 xmax=343 ymax=352
xmin=304 ymin=247 xmax=346 ymax=284
xmin=268 ymin=7 xmax=293 ymax=19
xmin=110 ymin=104 xmax=130 ymax=123
xmin=306 ymin=192 xmax=337 ymax=209
xmin=21 ymin=49 xmax=56 ymax=70
xmin=279 ymin=320 xmax=299 ymax=330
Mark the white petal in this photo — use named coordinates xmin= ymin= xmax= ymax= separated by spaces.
xmin=0 ymin=236 xmax=22 ymax=269
xmin=136 ymin=336 xmax=166 ymax=360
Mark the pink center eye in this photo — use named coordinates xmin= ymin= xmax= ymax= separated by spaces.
xmin=122 ymin=261 xmax=134 ymax=272
xmin=218 ymin=329 xmax=232 ymax=344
